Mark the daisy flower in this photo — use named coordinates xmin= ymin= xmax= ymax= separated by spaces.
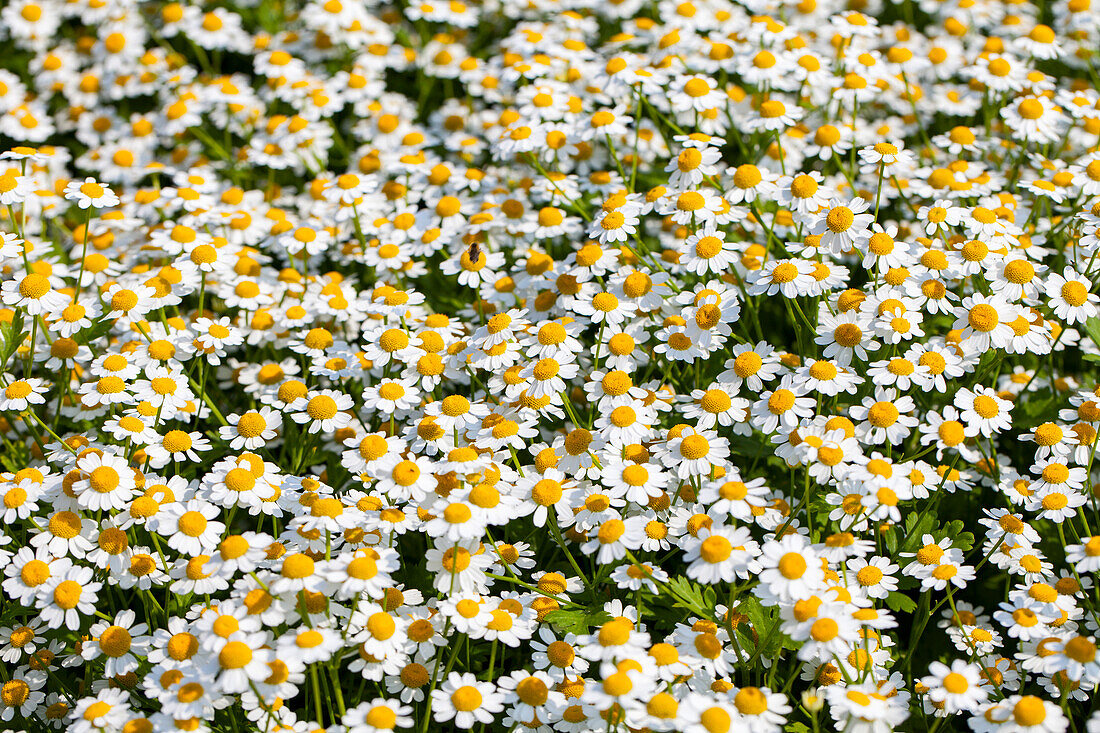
xmin=343 ymin=698 xmax=415 ymax=733
xmin=143 ymin=429 xmax=212 ymax=469
xmin=1 ymin=272 xmax=68 ymax=315
xmin=80 ymin=609 xmax=151 ymax=678
xmin=37 ymin=565 xmax=101 ymax=630
xmin=758 ymin=534 xmax=826 ymax=603
xmin=682 ymin=525 xmax=761 ymax=584
xmin=431 ymin=672 xmax=504 ymax=729
xmin=816 ymin=311 xmax=878 ymax=365
xmin=953 ymin=294 xmax=1018 ymax=353
xmin=73 ymin=452 xmax=137 ymax=512
xmin=920 ymin=660 xmax=988 ymax=714
xmin=290 ymin=389 xmax=355 ymax=434
xmin=956 ymin=386 xmax=1014 ymax=437
xmin=680 ymin=227 xmax=738 ymax=275
xmin=1045 ymin=267 xmax=1098 ymax=324
xmin=849 ymin=388 xmax=918 ymax=445
xmin=219 ymin=406 xmax=282 ymax=449
xmin=659 ymin=427 xmax=730 ymax=479
xmin=64 ymin=177 xmax=119 ymax=209
xmin=152 ymin=499 xmax=226 ymax=556
xmin=0 ymin=376 xmax=48 ymax=412
xmin=811 ymin=198 xmax=874 ymax=256
xmin=719 ymin=341 xmax=783 ymax=392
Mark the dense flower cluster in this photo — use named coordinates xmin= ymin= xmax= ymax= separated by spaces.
xmin=4 ymin=0 xmax=1100 ymax=732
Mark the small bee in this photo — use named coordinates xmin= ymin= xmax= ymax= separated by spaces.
xmin=466 ymin=242 xmax=481 ymax=265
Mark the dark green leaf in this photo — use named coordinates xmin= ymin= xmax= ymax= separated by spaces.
xmin=1084 ymin=316 xmax=1100 ymax=350
xmin=666 ymin=576 xmax=711 ymax=616
xmin=885 ymin=591 xmax=917 ymax=613
xmin=543 ymin=608 xmax=611 ymax=635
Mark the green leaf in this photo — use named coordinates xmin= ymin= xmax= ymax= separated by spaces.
xmin=541 ymin=609 xmax=583 ymax=632
xmin=543 ymin=608 xmax=611 ymax=635
xmin=1084 ymin=316 xmax=1100 ymax=350
xmin=737 ymin=595 xmax=767 ymax=633
xmin=895 ymin=576 xmax=921 ymax=592
xmin=939 ymin=520 xmax=974 ymax=552
xmin=885 ymin=591 xmax=917 ymax=614
xmin=900 ymin=510 xmax=937 ymax=553
xmin=728 ymin=435 xmax=769 ymax=460
xmin=665 ymin=576 xmax=712 ymax=616
xmin=0 ymin=441 xmax=28 ymax=473
xmin=882 ymin=523 xmax=898 ymax=554
xmin=0 ymin=309 xmax=24 ymax=366
xmin=735 ymin=596 xmax=789 ymax=656
xmin=76 ymin=317 xmax=113 ymax=347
